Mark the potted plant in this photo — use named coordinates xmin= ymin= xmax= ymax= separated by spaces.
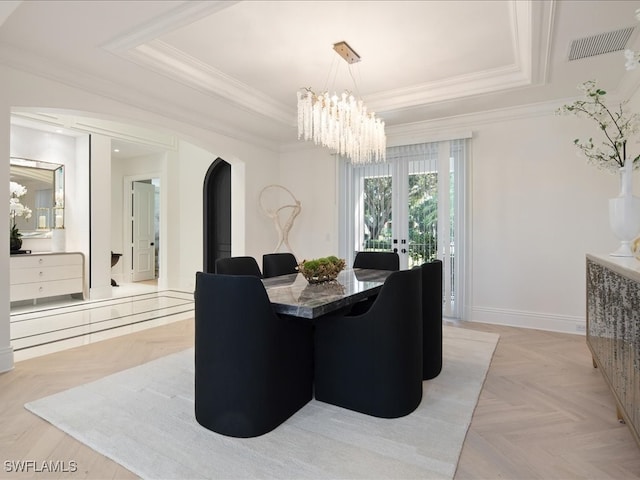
xmin=297 ymin=256 xmax=346 ymax=284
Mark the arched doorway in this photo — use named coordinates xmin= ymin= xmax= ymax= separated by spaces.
xmin=203 ymin=158 xmax=231 ymax=273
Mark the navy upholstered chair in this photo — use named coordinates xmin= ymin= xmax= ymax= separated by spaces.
xmin=262 ymin=253 xmax=298 ymax=278
xmin=313 ymin=267 xmax=423 ymax=418
xmin=194 ymin=272 xmax=314 ymax=437
xmin=352 ymin=251 xmax=400 ymax=271
xmin=214 ymin=256 xmax=262 ymax=277
xmin=421 ymin=260 xmax=443 ymax=380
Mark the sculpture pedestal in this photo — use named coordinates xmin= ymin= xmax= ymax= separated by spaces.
xmin=111 ymin=252 xmax=122 ymax=287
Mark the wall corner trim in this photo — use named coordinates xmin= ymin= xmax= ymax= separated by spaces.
xmin=0 ymin=346 xmax=15 ymax=373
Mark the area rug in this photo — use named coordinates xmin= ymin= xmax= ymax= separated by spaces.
xmin=25 ymin=326 xmax=499 ymax=480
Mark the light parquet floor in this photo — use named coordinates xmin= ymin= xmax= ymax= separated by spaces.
xmin=454 ymin=321 xmax=640 ymax=480
xmin=0 ymin=318 xmax=639 ymax=479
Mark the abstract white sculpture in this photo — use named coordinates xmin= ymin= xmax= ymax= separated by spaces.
xmin=259 ymin=185 xmax=301 ymax=257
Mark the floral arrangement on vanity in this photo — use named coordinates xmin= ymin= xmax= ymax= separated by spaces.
xmin=557 ymin=80 xmax=640 ymax=257
xmin=9 ymin=181 xmax=32 ymax=251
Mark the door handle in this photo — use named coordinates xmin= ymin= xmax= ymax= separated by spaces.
xmin=393 ymin=248 xmax=398 ymax=253
xmin=150 ymin=242 xmax=155 ymax=246
xmin=401 ymin=248 xmax=407 ymax=254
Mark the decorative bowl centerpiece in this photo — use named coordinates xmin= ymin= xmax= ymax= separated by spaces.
xmin=297 ymin=256 xmax=346 ymax=284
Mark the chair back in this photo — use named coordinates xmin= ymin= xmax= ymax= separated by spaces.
xmin=194 ymin=272 xmax=313 ymax=437
xmin=313 ymin=267 xmax=422 ymax=418
xmin=262 ymin=253 xmax=298 ymax=278
xmin=353 ymin=251 xmax=399 ymax=271
xmin=214 ymin=256 xmax=262 ymax=277
xmin=421 ymin=260 xmax=443 ymax=379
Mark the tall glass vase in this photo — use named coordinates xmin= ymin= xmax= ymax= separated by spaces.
xmin=609 ymin=162 xmax=640 ymax=256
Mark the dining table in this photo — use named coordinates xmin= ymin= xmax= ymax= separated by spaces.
xmin=262 ymin=267 xmax=394 ymax=319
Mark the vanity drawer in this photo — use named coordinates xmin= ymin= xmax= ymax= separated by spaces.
xmin=10 ymin=253 xmax=83 ymax=269
xmin=10 ymin=265 xmax=82 ymax=285
xmin=10 ymin=278 xmax=84 ymax=302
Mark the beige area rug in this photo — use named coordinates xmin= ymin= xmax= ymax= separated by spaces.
xmin=25 ymin=326 xmax=499 ymax=480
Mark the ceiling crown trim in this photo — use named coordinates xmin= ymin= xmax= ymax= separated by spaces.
xmin=366 ymin=64 xmax=530 ymax=113
xmin=102 ymin=1 xmax=240 ymax=52
xmin=107 ymin=0 xmax=551 ymax=126
xmin=127 ymin=40 xmax=293 ymax=125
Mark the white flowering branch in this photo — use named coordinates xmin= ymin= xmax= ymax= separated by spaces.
xmin=556 ymin=80 xmax=640 ymax=173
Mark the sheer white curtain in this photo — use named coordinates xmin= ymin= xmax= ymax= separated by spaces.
xmin=339 ymin=137 xmax=469 ymax=318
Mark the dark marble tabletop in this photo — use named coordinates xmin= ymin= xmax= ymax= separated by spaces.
xmin=262 ymin=268 xmax=393 ymax=319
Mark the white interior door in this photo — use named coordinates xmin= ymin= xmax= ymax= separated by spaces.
xmin=132 ymin=181 xmax=156 ymax=282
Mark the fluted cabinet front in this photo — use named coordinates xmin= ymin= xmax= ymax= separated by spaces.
xmin=586 ymin=254 xmax=640 ymax=448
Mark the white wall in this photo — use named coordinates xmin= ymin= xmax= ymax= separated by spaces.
xmin=111 ymin=140 xmax=282 ymax=294
xmin=0 ymin=100 xmax=11 ymax=372
xmin=1 ymin=65 xmax=280 ymax=372
xmin=277 ymin=144 xmax=339 ymax=260
xmin=469 ymin=110 xmax=625 ymax=332
xmin=89 ymin=134 xmax=113 ymax=299
xmin=3 ymin=56 xmax=639 ymax=376
xmin=67 ymin=135 xmax=90 ymax=295
xmin=280 ymin=103 xmax=640 ymax=334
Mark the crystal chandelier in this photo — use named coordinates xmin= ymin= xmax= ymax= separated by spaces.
xmin=297 ymin=42 xmax=386 ymax=164
xmin=625 ymin=8 xmax=640 ymax=70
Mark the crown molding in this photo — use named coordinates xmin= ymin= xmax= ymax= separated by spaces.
xmin=367 ymin=65 xmax=529 ymax=113
xmin=368 ymin=0 xmax=553 ymax=113
xmin=101 ymin=1 xmax=240 ymax=52
xmin=0 ymin=44 xmax=282 ymax=152
xmin=126 ymin=40 xmax=293 ymax=125
xmin=102 ymin=0 xmax=553 ymax=125
xmin=279 ymin=97 xmax=563 ymax=152
xmin=11 ymin=111 xmax=180 ymax=152
xmin=385 ymin=98 xmax=560 ymax=145
xmin=103 ymin=0 xmax=293 ymax=125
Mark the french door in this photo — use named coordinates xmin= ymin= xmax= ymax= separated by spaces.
xmin=340 ymin=139 xmax=467 ymax=318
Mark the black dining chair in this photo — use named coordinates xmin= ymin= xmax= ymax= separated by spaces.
xmin=352 ymin=251 xmax=400 ymax=271
xmin=194 ymin=272 xmax=314 ymax=437
xmin=214 ymin=256 xmax=262 ymax=277
xmin=313 ymin=267 xmax=423 ymax=418
xmin=421 ymin=260 xmax=443 ymax=380
xmin=349 ymin=251 xmax=400 ymax=315
xmin=262 ymin=253 xmax=298 ymax=278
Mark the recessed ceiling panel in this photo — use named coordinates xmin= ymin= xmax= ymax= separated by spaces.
xmin=156 ymin=1 xmax=515 ymax=106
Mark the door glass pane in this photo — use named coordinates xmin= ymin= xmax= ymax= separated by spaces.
xmin=353 ymin=162 xmax=393 ymax=254
xmin=407 ymin=169 xmax=438 ymax=268
xmin=363 ymin=175 xmax=393 ymax=251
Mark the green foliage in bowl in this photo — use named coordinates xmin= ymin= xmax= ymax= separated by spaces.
xmin=297 ymin=256 xmax=346 ymax=284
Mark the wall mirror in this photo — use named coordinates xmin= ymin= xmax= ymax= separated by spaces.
xmin=10 ymin=157 xmax=64 ymax=238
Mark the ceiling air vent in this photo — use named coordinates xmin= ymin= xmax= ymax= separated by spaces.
xmin=568 ymin=27 xmax=635 ymax=61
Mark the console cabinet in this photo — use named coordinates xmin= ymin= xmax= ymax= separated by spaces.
xmin=586 ymin=254 xmax=639 ymax=448
xmin=10 ymin=252 xmax=85 ymax=302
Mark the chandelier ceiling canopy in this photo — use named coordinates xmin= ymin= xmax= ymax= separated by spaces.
xmin=297 ymin=41 xmax=386 ymax=164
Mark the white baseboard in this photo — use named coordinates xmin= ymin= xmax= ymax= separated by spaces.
xmin=470 ymin=306 xmax=586 ymax=335
xmin=0 ymin=345 xmax=15 ymax=373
